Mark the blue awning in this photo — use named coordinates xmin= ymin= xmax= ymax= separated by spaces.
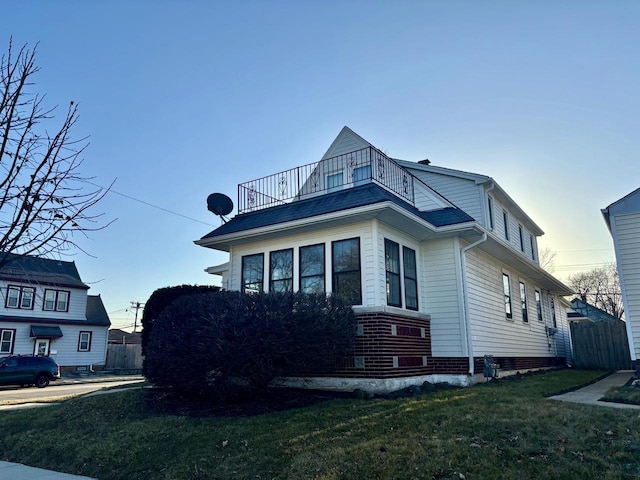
xmin=30 ymin=326 xmax=63 ymax=338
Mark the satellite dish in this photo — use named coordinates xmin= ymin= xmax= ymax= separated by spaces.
xmin=207 ymin=193 xmax=233 ymax=222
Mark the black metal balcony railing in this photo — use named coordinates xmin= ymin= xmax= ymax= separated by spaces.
xmin=238 ymin=147 xmax=415 ymax=214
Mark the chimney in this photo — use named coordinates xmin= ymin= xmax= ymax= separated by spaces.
xmin=418 ymin=159 xmax=431 ymax=165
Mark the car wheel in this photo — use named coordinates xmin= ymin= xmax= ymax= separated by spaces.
xmin=35 ymin=374 xmax=50 ymax=388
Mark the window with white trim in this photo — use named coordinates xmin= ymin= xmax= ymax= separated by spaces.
xmin=299 ymin=244 xmax=325 ymax=294
xmin=385 ymin=239 xmax=402 ymax=307
xmin=503 ymin=273 xmax=512 ymax=319
xmin=327 ymin=172 xmax=343 ymax=193
xmin=269 ymin=249 xmax=293 ymax=293
xmin=550 ymin=297 xmax=557 ymax=328
xmin=535 ymin=289 xmax=543 ymax=322
xmin=43 ymin=289 xmax=70 ymax=312
xmin=78 ymin=331 xmax=92 ymax=352
xmin=332 ymin=238 xmax=361 ymax=305
xmin=241 ymin=253 xmax=264 ymax=293
xmin=520 ymin=282 xmax=528 ymax=323
xmin=6 ymin=286 xmax=35 ymax=310
xmin=0 ymin=329 xmax=15 ymax=354
xmin=487 ymin=196 xmax=495 ymax=230
xmin=530 ymin=234 xmax=536 ymax=261
xmin=503 ymin=210 xmax=510 ymax=241
xmin=403 ymin=246 xmax=418 ymax=311
xmin=518 ymin=225 xmax=525 ymax=252
xmin=353 ymin=165 xmax=371 ymax=186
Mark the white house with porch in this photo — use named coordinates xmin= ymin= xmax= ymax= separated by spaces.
xmin=196 ymin=127 xmax=573 ymax=391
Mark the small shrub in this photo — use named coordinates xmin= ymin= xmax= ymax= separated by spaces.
xmin=143 ymin=290 xmax=356 ymax=398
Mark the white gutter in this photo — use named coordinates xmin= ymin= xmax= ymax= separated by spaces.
xmin=460 ymin=232 xmax=488 ymax=376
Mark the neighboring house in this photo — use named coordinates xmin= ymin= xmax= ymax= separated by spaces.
xmin=196 ymin=127 xmax=573 ymax=391
xmin=602 ymin=188 xmax=640 ymax=374
xmin=567 ymin=298 xmax=620 ymax=323
xmin=0 ymin=253 xmax=110 ymax=371
xmin=108 ymin=328 xmax=142 ymax=345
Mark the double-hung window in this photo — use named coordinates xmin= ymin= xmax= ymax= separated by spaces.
xmin=6 ymin=286 xmax=35 ymax=310
xmin=332 ymin=238 xmax=362 ymax=305
xmin=385 ymin=239 xmax=402 ymax=307
xmin=0 ymin=329 xmax=15 ymax=354
xmin=520 ymin=282 xmax=528 ymax=323
xmin=550 ymin=297 xmax=557 ymax=328
xmin=535 ymin=290 xmax=543 ymax=321
xmin=503 ymin=274 xmax=512 ymax=319
xmin=487 ymin=196 xmax=495 ymax=230
xmin=269 ymin=249 xmax=293 ymax=293
xmin=78 ymin=331 xmax=92 ymax=352
xmin=503 ymin=210 xmax=510 ymax=241
xmin=403 ymin=246 xmax=418 ymax=310
xmin=530 ymin=235 xmax=536 ymax=261
xmin=327 ymin=172 xmax=343 ymax=193
xmin=519 ymin=225 xmax=525 ymax=252
xmin=44 ymin=289 xmax=70 ymax=312
xmin=299 ymin=244 xmax=325 ymax=294
xmin=242 ymin=253 xmax=264 ymax=293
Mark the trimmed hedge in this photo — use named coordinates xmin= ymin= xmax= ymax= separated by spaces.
xmin=141 ymin=285 xmax=220 ymax=355
xmin=143 ymin=290 xmax=356 ymax=397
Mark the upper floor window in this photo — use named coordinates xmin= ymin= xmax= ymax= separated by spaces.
xmin=6 ymin=286 xmax=35 ymax=310
xmin=550 ymin=297 xmax=557 ymax=328
xmin=242 ymin=253 xmax=264 ymax=293
xmin=385 ymin=239 xmax=402 ymax=307
xmin=327 ymin=172 xmax=343 ymax=193
xmin=403 ymin=246 xmax=418 ymax=311
xmin=518 ymin=224 xmax=524 ymax=252
xmin=503 ymin=210 xmax=510 ymax=241
xmin=43 ymin=289 xmax=70 ymax=312
xmin=299 ymin=244 xmax=325 ymax=294
xmin=535 ymin=290 xmax=543 ymax=321
xmin=0 ymin=329 xmax=15 ymax=354
xmin=529 ymin=235 xmax=536 ymax=261
xmin=269 ymin=249 xmax=293 ymax=293
xmin=487 ymin=196 xmax=495 ymax=230
xmin=78 ymin=331 xmax=92 ymax=352
xmin=503 ymin=274 xmax=512 ymax=319
xmin=332 ymin=238 xmax=361 ymax=305
xmin=520 ymin=282 xmax=528 ymax=323
xmin=353 ymin=165 xmax=371 ymax=186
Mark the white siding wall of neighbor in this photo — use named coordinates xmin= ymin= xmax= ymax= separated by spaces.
xmin=612 ymin=212 xmax=640 ymax=361
xmin=0 ymin=321 xmax=108 ymax=366
xmin=0 ymin=281 xmax=87 ymax=321
xmin=421 ymin=238 xmax=465 ymax=357
xmin=407 ymin=170 xmax=484 ymax=223
xmin=228 ymin=222 xmax=375 ymax=303
xmin=465 ymin=246 xmax=560 ymax=358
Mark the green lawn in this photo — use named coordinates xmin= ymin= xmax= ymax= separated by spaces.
xmin=1 ymin=369 xmax=639 ymax=480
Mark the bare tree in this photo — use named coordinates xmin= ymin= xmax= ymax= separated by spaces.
xmin=0 ymin=39 xmax=112 ymax=268
xmin=568 ymin=262 xmax=624 ymax=320
xmin=538 ymin=245 xmax=557 ymax=273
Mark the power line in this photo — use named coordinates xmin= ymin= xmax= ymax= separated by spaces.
xmin=83 ymin=180 xmax=215 ymax=227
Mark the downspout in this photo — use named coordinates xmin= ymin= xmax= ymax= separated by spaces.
xmin=460 ymin=232 xmax=488 ymax=376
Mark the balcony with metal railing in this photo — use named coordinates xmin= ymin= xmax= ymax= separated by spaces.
xmin=237 ymin=147 xmax=415 ymax=214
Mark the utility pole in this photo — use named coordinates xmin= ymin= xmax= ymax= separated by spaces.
xmin=130 ymin=301 xmax=144 ymax=333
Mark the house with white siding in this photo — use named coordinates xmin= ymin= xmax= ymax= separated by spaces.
xmin=603 ymin=188 xmax=640 ymax=375
xmin=0 ymin=254 xmax=110 ymax=371
xmin=196 ymin=127 xmax=573 ymax=391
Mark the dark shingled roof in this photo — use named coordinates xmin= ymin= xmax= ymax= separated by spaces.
xmin=0 ymin=253 xmax=89 ymax=290
xmin=86 ymin=295 xmax=112 ymax=327
xmin=201 ymin=183 xmax=474 ymax=240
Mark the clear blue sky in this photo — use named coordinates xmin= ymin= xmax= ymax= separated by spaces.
xmin=5 ymin=1 xmax=639 ymax=331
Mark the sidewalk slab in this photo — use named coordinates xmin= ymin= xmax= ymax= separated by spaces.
xmin=0 ymin=461 xmax=96 ymax=479
xmin=550 ymin=370 xmax=640 ymax=410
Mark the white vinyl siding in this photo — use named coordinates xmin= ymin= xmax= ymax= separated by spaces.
xmin=406 ymin=170 xmax=484 ymax=223
xmin=465 ymin=246 xmax=562 ymax=357
xmin=0 ymin=321 xmax=108 ymax=366
xmin=421 ymin=238 xmax=464 ymax=357
xmin=0 ymin=281 xmax=87 ymax=321
xmin=612 ymin=212 xmax=640 ymax=360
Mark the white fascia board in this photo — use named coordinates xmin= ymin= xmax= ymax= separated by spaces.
xmin=205 ymin=262 xmax=229 ymax=275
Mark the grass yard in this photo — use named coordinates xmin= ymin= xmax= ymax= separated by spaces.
xmin=1 ymin=369 xmax=639 ymax=480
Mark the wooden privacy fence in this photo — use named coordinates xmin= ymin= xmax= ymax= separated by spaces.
xmin=570 ymin=320 xmax=633 ymax=370
xmin=106 ymin=344 xmax=144 ymax=372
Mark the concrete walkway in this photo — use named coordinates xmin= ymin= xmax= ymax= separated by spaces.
xmin=0 ymin=461 xmax=96 ymax=479
xmin=550 ymin=370 xmax=640 ymax=409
